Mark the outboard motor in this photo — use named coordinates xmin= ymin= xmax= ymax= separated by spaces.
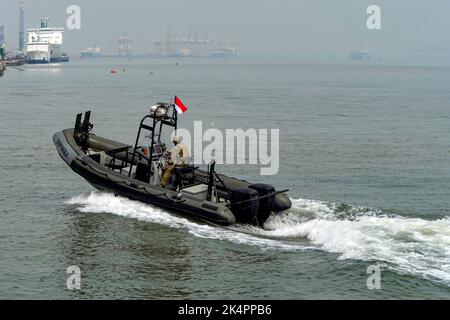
xmin=274 ymin=193 xmax=292 ymax=212
xmin=230 ymin=188 xmax=259 ymax=224
xmin=249 ymin=183 xmax=276 ymax=226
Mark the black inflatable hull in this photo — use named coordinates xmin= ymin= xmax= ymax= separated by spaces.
xmin=54 ymin=129 xmax=292 ymax=227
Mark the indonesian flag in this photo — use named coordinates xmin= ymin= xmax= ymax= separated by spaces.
xmin=174 ymin=96 xmax=188 ymax=114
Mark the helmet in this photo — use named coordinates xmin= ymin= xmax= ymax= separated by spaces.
xmin=172 ymin=135 xmax=183 ymax=144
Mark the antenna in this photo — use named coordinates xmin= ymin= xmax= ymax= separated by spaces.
xmin=187 ymin=24 xmax=193 ymax=42
xmin=204 ymin=26 xmax=209 ymax=43
xmin=194 ymin=26 xmax=199 ymax=43
xmin=19 ymin=1 xmax=25 ymax=52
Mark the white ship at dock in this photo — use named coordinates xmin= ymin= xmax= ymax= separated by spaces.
xmin=26 ymin=17 xmax=63 ymax=64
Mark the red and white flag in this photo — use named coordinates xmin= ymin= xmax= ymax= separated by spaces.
xmin=174 ymin=96 xmax=188 ymax=114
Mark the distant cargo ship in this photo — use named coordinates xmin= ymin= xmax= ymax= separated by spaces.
xmin=26 ymin=17 xmax=64 ymax=64
xmin=210 ymin=47 xmax=237 ymax=57
xmin=61 ymin=53 xmax=69 ymax=62
xmin=350 ymin=50 xmax=370 ymax=60
xmin=80 ymin=46 xmax=102 ymax=58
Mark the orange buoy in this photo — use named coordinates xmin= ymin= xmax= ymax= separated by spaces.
xmin=110 ymin=69 xmax=117 ymax=74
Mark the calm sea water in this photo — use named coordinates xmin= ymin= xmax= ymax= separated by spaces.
xmin=1 ymin=58 xmax=449 ymax=299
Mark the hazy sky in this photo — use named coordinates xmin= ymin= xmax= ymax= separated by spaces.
xmin=1 ymin=0 xmax=450 ymax=59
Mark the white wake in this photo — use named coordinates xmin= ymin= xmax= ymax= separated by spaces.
xmin=66 ymin=192 xmax=450 ymax=286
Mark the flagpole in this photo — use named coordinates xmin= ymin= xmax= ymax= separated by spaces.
xmin=173 ymin=95 xmax=177 ymax=133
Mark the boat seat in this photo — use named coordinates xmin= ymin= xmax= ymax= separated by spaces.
xmin=173 ymin=165 xmax=197 ymax=188
xmin=105 ymin=145 xmax=132 ymax=157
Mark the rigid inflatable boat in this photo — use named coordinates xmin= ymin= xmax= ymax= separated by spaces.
xmin=53 ymin=103 xmax=292 ymax=227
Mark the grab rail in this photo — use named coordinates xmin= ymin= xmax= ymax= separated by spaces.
xmin=229 ymin=189 xmax=290 ymax=206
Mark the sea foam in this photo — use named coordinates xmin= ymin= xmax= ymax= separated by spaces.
xmin=66 ymin=192 xmax=450 ymax=286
